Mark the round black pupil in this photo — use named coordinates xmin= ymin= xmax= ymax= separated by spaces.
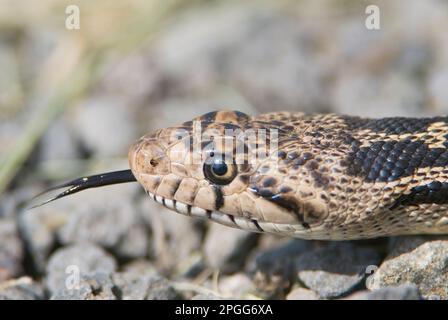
xmin=211 ymin=161 xmax=228 ymax=176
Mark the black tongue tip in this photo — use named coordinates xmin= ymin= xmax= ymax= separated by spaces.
xmin=28 ymin=169 xmax=137 ymax=210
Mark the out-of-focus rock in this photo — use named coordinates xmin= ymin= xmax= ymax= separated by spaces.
xmin=100 ymin=52 xmax=161 ymax=107
xmin=151 ymin=5 xmax=330 ymax=114
xmin=38 ymin=117 xmax=80 ymax=162
xmin=286 ymin=287 xmax=320 ymax=300
xmin=345 ymin=284 xmax=421 ymax=300
xmin=295 ymin=242 xmax=381 ymax=299
xmin=69 ymin=95 xmax=136 ymax=157
xmin=21 ymin=182 xmax=145 ymax=273
xmin=140 ymin=197 xmax=203 ymax=272
xmin=192 ymin=293 xmax=222 ymax=300
xmin=45 ymin=243 xmax=117 ymax=294
xmin=218 ymin=273 xmax=253 ymax=298
xmin=51 ymin=272 xmax=117 ymax=300
xmin=112 ymin=270 xmax=181 ymax=300
xmin=0 ymin=218 xmax=23 ymax=281
xmin=0 ymin=277 xmax=45 ymax=300
xmin=369 ymin=236 xmax=448 ymax=300
xmin=333 ymin=72 xmax=424 ymax=117
xmin=56 ymin=183 xmax=145 ymax=259
xmin=203 ymin=223 xmax=258 ymax=274
xmin=429 ymin=67 xmax=448 ymax=113
xmin=249 ymin=239 xmax=314 ymax=299
xmin=19 ymin=203 xmax=61 ymax=274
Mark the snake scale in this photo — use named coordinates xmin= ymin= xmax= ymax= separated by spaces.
xmin=35 ymin=110 xmax=448 ymax=240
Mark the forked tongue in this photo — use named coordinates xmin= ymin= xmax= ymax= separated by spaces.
xmin=28 ymin=169 xmax=136 ymax=209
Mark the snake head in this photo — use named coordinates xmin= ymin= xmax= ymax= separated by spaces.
xmin=128 ymin=110 xmax=329 ymax=236
xmin=129 ymin=111 xmax=256 ymax=226
xmin=33 ymin=110 xmax=333 ymax=239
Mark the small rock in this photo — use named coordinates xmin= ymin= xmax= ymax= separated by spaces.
xmin=112 ymin=271 xmax=180 ymax=300
xmin=100 ymin=52 xmax=161 ymax=107
xmin=345 ymin=284 xmax=421 ymax=300
xmin=113 ymin=222 xmax=149 ymax=260
xmin=286 ymin=287 xmax=320 ymax=300
xmin=121 ymin=259 xmax=158 ymax=275
xmin=295 ymin=242 xmax=381 ymax=299
xmin=70 ymin=94 xmax=136 ymax=157
xmin=45 ymin=243 xmax=117 ymax=294
xmin=140 ymin=198 xmax=203 ymax=272
xmin=370 ymin=236 xmax=448 ymax=300
xmin=151 ymin=4 xmax=329 ymax=113
xmin=0 ymin=218 xmax=23 ymax=281
xmin=203 ymin=223 xmax=258 ymax=274
xmin=192 ymin=293 xmax=222 ymax=300
xmin=38 ymin=116 xmax=80 ymax=162
xmin=51 ymin=272 xmax=116 ymax=300
xmin=21 ymin=182 xmax=146 ymax=272
xmin=218 ymin=273 xmax=253 ymax=298
xmin=19 ymin=204 xmax=62 ymax=274
xmin=249 ymin=239 xmax=314 ymax=299
xmin=56 ymin=182 xmax=145 ymax=259
xmin=0 ymin=277 xmax=45 ymax=300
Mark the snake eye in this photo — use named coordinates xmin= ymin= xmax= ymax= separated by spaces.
xmin=203 ymin=156 xmax=237 ymax=185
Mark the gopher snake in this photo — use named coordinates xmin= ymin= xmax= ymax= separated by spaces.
xmin=35 ymin=111 xmax=448 ymax=240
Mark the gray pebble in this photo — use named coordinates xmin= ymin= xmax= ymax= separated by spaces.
xmin=21 ymin=182 xmax=146 ymax=272
xmin=249 ymin=239 xmax=314 ymax=299
xmin=0 ymin=218 xmax=23 ymax=281
xmin=19 ymin=201 xmax=65 ymax=273
xmin=51 ymin=272 xmax=116 ymax=300
xmin=345 ymin=284 xmax=421 ymax=300
xmin=0 ymin=277 xmax=45 ymax=300
xmin=151 ymin=5 xmax=329 ymax=114
xmin=286 ymin=287 xmax=320 ymax=300
xmin=112 ymin=271 xmax=180 ymax=300
xmin=295 ymin=242 xmax=381 ymax=299
xmin=218 ymin=273 xmax=253 ymax=299
xmin=192 ymin=293 xmax=222 ymax=300
xmin=56 ymin=182 xmax=145 ymax=258
xmin=38 ymin=117 xmax=79 ymax=162
xmin=370 ymin=236 xmax=448 ymax=300
xmin=45 ymin=243 xmax=117 ymax=294
xmin=70 ymin=94 xmax=136 ymax=157
xmin=203 ymin=223 xmax=258 ymax=274
xmin=140 ymin=198 xmax=203 ymax=272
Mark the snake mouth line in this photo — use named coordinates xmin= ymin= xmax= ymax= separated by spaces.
xmin=146 ymin=191 xmax=266 ymax=233
xmin=145 ymin=191 xmax=311 ymax=236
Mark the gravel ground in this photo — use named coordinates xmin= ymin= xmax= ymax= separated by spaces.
xmin=1 ymin=0 xmax=448 ymax=300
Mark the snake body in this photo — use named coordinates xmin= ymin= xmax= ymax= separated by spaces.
xmin=126 ymin=110 xmax=448 ymax=240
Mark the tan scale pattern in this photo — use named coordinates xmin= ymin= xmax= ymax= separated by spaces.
xmin=129 ymin=111 xmax=448 ymax=240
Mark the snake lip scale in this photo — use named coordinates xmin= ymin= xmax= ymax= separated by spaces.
xmin=32 ymin=110 xmax=448 ymax=240
xmin=147 ymin=190 xmax=266 ymax=233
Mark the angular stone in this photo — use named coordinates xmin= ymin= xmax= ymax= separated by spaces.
xmin=345 ymin=284 xmax=421 ymax=300
xmin=0 ymin=277 xmax=45 ymax=300
xmin=295 ymin=242 xmax=381 ymax=299
xmin=370 ymin=236 xmax=448 ymax=300
xmin=45 ymin=243 xmax=117 ymax=294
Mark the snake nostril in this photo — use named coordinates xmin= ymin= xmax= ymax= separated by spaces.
xmin=149 ymin=159 xmax=158 ymax=167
